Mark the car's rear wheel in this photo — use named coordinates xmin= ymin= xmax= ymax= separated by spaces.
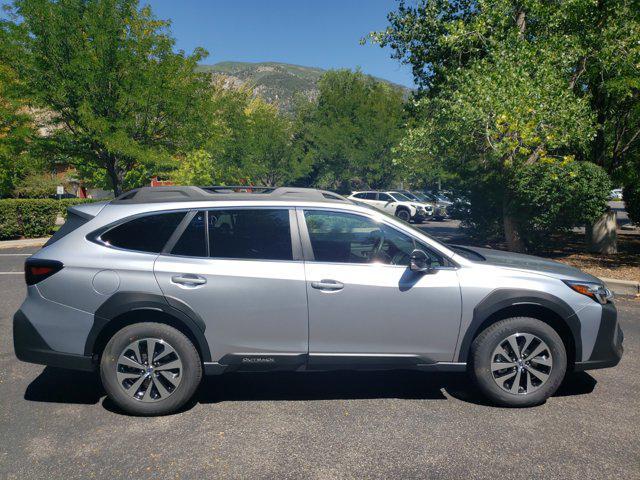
xmin=470 ymin=317 xmax=566 ymax=407
xmin=100 ymin=322 xmax=202 ymax=416
xmin=396 ymin=208 xmax=411 ymax=222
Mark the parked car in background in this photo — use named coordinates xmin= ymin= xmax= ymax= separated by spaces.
xmin=14 ymin=186 xmax=623 ymax=415
xmin=348 ymin=191 xmax=427 ymax=222
xmin=410 ymin=191 xmax=449 ymax=221
xmin=610 ymin=188 xmax=623 ymax=200
xmin=388 ymin=190 xmax=435 ymax=218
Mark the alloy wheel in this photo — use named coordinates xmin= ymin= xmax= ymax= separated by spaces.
xmin=115 ymin=337 xmax=183 ymax=402
xmin=490 ymin=333 xmax=553 ymax=395
xmin=397 ymin=210 xmax=410 ymax=222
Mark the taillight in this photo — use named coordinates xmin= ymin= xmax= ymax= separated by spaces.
xmin=24 ymin=259 xmax=63 ymax=285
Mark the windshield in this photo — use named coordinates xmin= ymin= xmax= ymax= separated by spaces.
xmin=412 ymin=192 xmax=433 ymax=202
xmin=390 ymin=192 xmax=412 ymax=202
xmin=394 ymin=191 xmax=419 ymax=201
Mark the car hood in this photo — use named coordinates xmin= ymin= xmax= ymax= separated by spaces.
xmin=451 ymin=245 xmax=602 ymax=283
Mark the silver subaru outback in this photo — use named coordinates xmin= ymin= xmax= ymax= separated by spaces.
xmin=13 ymin=186 xmax=623 ymax=415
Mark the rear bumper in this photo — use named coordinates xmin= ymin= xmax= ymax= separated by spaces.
xmin=13 ymin=309 xmax=95 ymax=371
xmin=574 ymin=303 xmax=623 ymax=371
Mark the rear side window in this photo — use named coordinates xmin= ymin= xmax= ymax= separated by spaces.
xmin=101 ymin=212 xmax=185 ymax=253
xmin=208 ymin=209 xmax=292 ymax=260
xmin=363 ymin=192 xmax=376 ymax=200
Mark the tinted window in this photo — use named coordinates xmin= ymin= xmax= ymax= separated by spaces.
xmin=352 ymin=193 xmax=366 ymax=199
xmin=378 ymin=193 xmax=392 ymax=202
xmin=172 ymin=211 xmax=207 ymax=257
xmin=208 ymin=209 xmax=292 ymax=260
xmin=363 ymin=192 xmax=377 ymax=200
xmin=304 ymin=210 xmax=443 ymax=266
xmin=101 ymin=212 xmax=185 ymax=253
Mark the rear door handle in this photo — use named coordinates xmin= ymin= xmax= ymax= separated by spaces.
xmin=171 ymin=274 xmax=207 ymax=287
xmin=311 ymin=279 xmax=344 ymax=291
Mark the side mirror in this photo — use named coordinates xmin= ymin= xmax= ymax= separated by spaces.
xmin=410 ymin=249 xmax=433 ymax=273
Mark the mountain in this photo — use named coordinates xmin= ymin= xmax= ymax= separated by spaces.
xmin=196 ymin=61 xmax=411 ymax=113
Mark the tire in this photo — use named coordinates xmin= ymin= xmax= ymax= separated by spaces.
xmin=396 ymin=209 xmax=411 ymax=222
xmin=470 ymin=317 xmax=566 ymax=407
xmin=100 ymin=322 xmax=202 ymax=416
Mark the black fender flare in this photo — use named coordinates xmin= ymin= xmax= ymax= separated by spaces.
xmin=395 ymin=205 xmax=411 ymax=216
xmin=85 ymin=292 xmax=212 ymax=362
xmin=456 ymin=289 xmax=581 ymax=362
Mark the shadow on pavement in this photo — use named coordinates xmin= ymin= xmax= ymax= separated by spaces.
xmin=24 ymin=367 xmax=104 ymax=404
xmin=24 ymin=367 xmax=597 ymax=413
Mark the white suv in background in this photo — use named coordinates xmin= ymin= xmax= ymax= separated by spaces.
xmin=348 ymin=191 xmax=429 ymax=222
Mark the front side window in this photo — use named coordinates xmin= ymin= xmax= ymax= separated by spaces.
xmin=304 ymin=210 xmax=443 ymax=266
xmin=100 ymin=212 xmax=185 ymax=253
xmin=378 ymin=193 xmax=392 ymax=202
xmin=208 ymin=209 xmax=292 ymax=260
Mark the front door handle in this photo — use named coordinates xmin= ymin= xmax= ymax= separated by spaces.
xmin=171 ymin=274 xmax=207 ymax=287
xmin=311 ymin=279 xmax=344 ymax=291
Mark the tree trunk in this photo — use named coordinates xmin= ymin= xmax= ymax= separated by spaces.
xmin=105 ymin=156 xmax=123 ymax=197
xmin=587 ymin=210 xmax=618 ymax=254
xmin=503 ymin=213 xmax=526 ymax=253
xmin=503 ymin=195 xmax=526 ymax=252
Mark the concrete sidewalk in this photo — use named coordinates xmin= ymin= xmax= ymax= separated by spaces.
xmin=0 ymin=237 xmax=49 ymax=249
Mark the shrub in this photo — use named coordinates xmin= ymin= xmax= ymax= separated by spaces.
xmin=623 ymin=178 xmax=640 ymax=226
xmin=0 ymin=199 xmax=64 ymax=239
xmin=510 ymin=160 xmax=612 ymax=249
xmin=450 ymin=160 xmax=612 ymax=251
xmin=0 ymin=198 xmax=100 ymax=239
xmin=0 ymin=201 xmax=22 ymax=239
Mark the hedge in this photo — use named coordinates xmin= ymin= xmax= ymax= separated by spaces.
xmin=0 ymin=198 xmax=97 ymax=240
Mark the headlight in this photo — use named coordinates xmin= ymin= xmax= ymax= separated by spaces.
xmin=563 ymin=280 xmax=613 ymax=304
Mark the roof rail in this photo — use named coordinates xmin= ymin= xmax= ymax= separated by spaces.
xmin=201 ymin=185 xmax=274 ymax=193
xmin=111 ymin=185 xmax=349 ymax=204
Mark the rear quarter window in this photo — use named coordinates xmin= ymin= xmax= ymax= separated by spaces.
xmin=100 ymin=212 xmax=185 ymax=253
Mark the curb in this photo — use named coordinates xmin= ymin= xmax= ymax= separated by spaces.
xmin=0 ymin=237 xmax=49 ymax=250
xmin=601 ymin=277 xmax=640 ymax=296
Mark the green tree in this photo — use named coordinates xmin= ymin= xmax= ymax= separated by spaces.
xmin=0 ymin=21 xmax=41 ymax=197
xmin=372 ymin=0 xmax=637 ymax=251
xmin=244 ymin=97 xmax=310 ymax=186
xmin=172 ymin=80 xmax=306 ymax=187
xmin=4 ymin=0 xmax=211 ymax=196
xmin=295 ymin=69 xmax=405 ymax=191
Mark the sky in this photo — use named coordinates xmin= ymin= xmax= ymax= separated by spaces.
xmin=145 ymin=0 xmax=415 ymax=87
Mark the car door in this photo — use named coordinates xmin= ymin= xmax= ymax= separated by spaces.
xmin=299 ymin=208 xmax=462 ymax=366
xmin=376 ymin=193 xmax=397 ymax=215
xmin=154 ymin=208 xmax=309 ymax=367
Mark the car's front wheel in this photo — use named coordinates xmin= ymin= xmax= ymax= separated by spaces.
xmin=395 ymin=208 xmax=411 ymax=222
xmin=100 ymin=322 xmax=202 ymax=416
xmin=470 ymin=317 xmax=567 ymax=407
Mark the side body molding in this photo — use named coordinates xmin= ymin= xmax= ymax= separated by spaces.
xmin=456 ymin=289 xmax=581 ymax=362
xmin=86 ymin=292 xmax=211 ymax=362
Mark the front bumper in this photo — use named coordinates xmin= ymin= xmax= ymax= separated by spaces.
xmin=574 ymin=303 xmax=623 ymax=371
xmin=13 ymin=309 xmax=95 ymax=371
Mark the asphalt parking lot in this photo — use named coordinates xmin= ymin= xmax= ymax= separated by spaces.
xmin=0 ymin=247 xmax=638 ymax=479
